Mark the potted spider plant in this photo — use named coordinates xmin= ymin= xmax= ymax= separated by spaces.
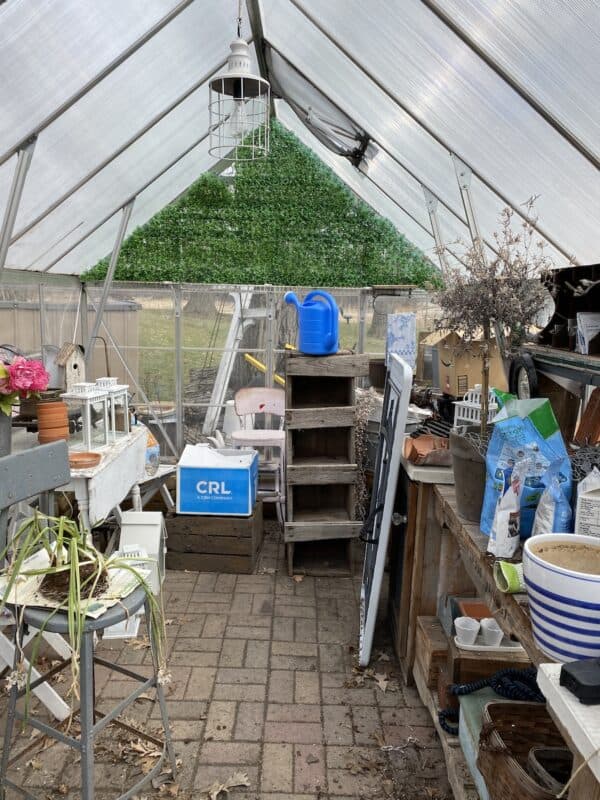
xmin=0 ymin=512 xmax=169 ymax=710
xmin=435 ymin=203 xmax=552 ymax=522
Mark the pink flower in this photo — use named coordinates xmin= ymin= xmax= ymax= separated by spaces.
xmin=27 ymin=360 xmax=51 ymax=392
xmin=7 ymin=357 xmax=49 ymax=396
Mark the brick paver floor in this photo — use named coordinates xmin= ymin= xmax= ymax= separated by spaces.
xmin=0 ymin=524 xmax=451 ymax=799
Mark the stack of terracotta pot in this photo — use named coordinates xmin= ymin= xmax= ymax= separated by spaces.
xmin=37 ymin=401 xmax=69 ymax=444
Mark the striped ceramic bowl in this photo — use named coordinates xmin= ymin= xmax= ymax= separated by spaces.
xmin=523 ymin=533 xmax=600 ymax=662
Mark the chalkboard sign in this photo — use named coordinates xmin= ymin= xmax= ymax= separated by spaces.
xmin=359 ymin=354 xmax=412 ymax=667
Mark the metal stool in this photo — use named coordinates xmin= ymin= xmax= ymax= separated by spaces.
xmin=0 ymin=587 xmax=177 ymax=800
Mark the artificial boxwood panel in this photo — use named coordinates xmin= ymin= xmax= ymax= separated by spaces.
xmin=85 ymin=121 xmax=436 ymax=288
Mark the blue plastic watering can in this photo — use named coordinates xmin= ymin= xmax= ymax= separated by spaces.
xmin=284 ymin=290 xmax=339 ymax=356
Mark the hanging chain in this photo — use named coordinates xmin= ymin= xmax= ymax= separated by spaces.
xmin=237 ymin=0 xmax=243 ymax=37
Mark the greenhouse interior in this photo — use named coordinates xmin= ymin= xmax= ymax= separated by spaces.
xmin=0 ymin=2 xmax=599 ymax=799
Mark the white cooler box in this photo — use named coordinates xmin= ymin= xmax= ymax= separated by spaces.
xmin=177 ymin=444 xmax=258 ymax=516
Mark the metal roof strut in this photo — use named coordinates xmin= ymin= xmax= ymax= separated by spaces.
xmin=0 ymin=138 xmax=37 ymax=278
xmin=84 ymin=200 xmax=135 ymax=366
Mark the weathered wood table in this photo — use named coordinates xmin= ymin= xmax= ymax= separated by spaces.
xmin=403 ymin=483 xmax=599 ymax=800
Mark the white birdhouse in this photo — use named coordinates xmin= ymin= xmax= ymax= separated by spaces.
xmin=56 ymin=343 xmax=86 ymax=391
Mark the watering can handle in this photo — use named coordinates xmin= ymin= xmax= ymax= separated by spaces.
xmin=304 ymin=291 xmax=337 ymax=349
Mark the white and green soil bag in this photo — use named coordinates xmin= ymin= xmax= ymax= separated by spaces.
xmin=481 ymin=399 xmax=572 ymax=539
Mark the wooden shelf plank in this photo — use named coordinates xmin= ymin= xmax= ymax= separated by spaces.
xmin=286 ymin=353 xmax=370 ymax=377
xmin=284 ymin=520 xmax=362 ymax=542
xmin=286 ymin=406 xmax=355 ymax=429
xmin=287 ymin=463 xmax=357 ymax=485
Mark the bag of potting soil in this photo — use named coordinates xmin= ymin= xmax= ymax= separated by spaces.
xmin=487 ymin=481 xmax=521 ymax=557
xmin=480 ymin=399 xmax=571 ymax=538
xmin=531 ymin=461 xmax=574 ymax=536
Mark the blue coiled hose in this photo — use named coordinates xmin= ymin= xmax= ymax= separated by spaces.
xmin=438 ymin=667 xmax=543 ymax=735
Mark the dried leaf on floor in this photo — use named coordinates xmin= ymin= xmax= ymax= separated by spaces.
xmin=374 ymin=672 xmax=389 ymax=692
xmin=127 ymin=635 xmax=151 ymax=650
xmin=26 ymin=758 xmax=43 ymax=770
xmin=199 ymin=771 xmax=251 ymax=800
xmin=371 ymin=731 xmax=386 ymax=748
xmin=292 ymin=574 xmax=304 ymax=583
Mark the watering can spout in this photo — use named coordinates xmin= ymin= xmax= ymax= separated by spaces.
xmin=284 ymin=291 xmax=301 ymax=311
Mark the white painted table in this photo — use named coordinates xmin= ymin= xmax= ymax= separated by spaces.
xmin=13 ymin=425 xmax=147 ymax=531
xmin=538 ymin=662 xmax=600 ymax=799
xmin=63 ymin=425 xmax=147 ymax=531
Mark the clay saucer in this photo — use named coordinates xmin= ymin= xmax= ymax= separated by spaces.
xmin=69 ymin=452 xmax=101 ymax=470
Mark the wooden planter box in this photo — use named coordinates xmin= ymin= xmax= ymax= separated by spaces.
xmin=165 ymin=499 xmax=263 ymax=574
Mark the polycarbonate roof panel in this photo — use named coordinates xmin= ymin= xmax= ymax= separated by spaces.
xmin=48 ymin=140 xmax=216 ymax=275
xmin=432 ymin=0 xmax=600 ymax=157
xmin=260 ymin=0 xmax=538 ymax=261
xmin=5 ymin=1 xmax=238 ymax=242
xmin=0 ymin=0 xmax=183 ymax=153
xmin=268 ymin=0 xmax=598 ymax=264
xmin=8 ymin=90 xmax=212 ymax=271
xmin=276 ymin=101 xmax=435 ymax=257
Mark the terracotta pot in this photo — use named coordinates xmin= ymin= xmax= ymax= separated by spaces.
xmin=19 ymin=389 xmax=62 ymax=420
xmin=37 ymin=401 xmax=69 ymax=444
xmin=37 ymin=401 xmax=68 ymax=418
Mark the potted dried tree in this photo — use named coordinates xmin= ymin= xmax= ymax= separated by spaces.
xmin=435 ymin=204 xmax=552 ymax=522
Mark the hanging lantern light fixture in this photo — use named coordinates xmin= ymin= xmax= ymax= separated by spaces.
xmin=209 ymin=1 xmax=270 ymax=162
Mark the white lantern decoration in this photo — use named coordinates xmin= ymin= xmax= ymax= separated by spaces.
xmin=96 ymin=377 xmax=130 ymax=441
xmin=61 ymin=383 xmax=110 ymax=452
xmin=208 ymin=5 xmax=270 ymax=162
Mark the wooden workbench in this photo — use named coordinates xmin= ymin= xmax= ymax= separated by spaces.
xmin=399 ymin=482 xmax=599 ymax=800
xmin=433 ymin=483 xmax=545 ymax=666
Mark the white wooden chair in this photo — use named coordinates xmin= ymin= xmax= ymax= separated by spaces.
xmin=230 ymin=387 xmax=286 ymax=525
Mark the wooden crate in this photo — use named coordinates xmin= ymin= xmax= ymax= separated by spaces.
xmin=415 ymin=616 xmax=450 ymax=689
xmin=284 ymin=353 xmax=368 ymax=576
xmin=165 ymin=499 xmax=263 ymax=574
xmin=447 ymin=634 xmax=531 ymax=685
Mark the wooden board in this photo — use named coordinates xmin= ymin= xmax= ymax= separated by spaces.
xmin=166 ymin=551 xmax=257 ymax=574
xmin=286 ymin=352 xmax=370 ymax=377
xmin=413 ymin=660 xmax=480 ymax=800
xmin=434 ymin=484 xmax=546 ymax=666
xmin=166 ymin=500 xmax=263 ymax=538
xmin=415 ymin=616 xmax=449 ymax=689
xmin=284 ymin=520 xmax=362 ymax=542
xmin=285 ymin=406 xmax=355 ymax=429
xmin=447 ymin=635 xmax=531 ymax=685
xmin=286 ymin=463 xmax=357 ymax=485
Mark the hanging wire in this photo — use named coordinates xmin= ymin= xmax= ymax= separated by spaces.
xmin=237 ymin=0 xmax=243 ymax=37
